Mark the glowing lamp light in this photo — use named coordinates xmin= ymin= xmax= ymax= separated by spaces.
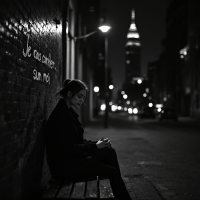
xmin=133 ymin=108 xmax=138 ymax=114
xmin=123 ymin=94 xmax=128 ymax=99
xmin=94 ymin=86 xmax=99 ymax=92
xmin=100 ymin=104 xmax=106 ymax=111
xmin=155 ymin=104 xmax=163 ymax=108
xmin=111 ymin=105 xmax=117 ymax=112
xmin=137 ymin=79 xmax=142 ymax=84
xmin=157 ymin=108 xmax=162 ymax=112
xmin=148 ymin=103 xmax=153 ymax=107
xmin=98 ymin=25 xmax=111 ymax=33
xmin=117 ymin=106 xmax=122 ymax=110
xmin=128 ymin=108 xmax=133 ymax=114
xmin=143 ymin=93 xmax=147 ymax=97
xmin=109 ymin=85 xmax=114 ymax=90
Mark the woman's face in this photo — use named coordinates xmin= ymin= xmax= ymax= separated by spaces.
xmin=69 ymin=89 xmax=86 ymax=108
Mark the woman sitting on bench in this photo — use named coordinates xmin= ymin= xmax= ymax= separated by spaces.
xmin=45 ymin=79 xmax=131 ymax=200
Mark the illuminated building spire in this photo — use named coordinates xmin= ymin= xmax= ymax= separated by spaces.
xmin=125 ymin=9 xmax=141 ymax=82
xmin=126 ymin=9 xmax=140 ymax=46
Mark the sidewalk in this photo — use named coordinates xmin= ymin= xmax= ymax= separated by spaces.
xmin=84 ymin=115 xmax=200 ymax=200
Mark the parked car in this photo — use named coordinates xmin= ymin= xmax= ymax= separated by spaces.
xmin=156 ymin=107 xmax=178 ymax=121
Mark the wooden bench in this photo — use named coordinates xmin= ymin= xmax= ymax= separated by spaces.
xmin=41 ymin=176 xmax=115 ymax=199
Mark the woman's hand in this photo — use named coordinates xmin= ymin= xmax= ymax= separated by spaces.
xmin=96 ymin=138 xmax=112 ymax=149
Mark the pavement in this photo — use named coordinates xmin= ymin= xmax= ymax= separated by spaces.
xmin=83 ymin=114 xmax=200 ymax=200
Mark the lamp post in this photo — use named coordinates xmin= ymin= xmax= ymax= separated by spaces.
xmin=74 ymin=24 xmax=111 ymax=127
xmin=98 ymin=25 xmax=111 ymax=128
xmin=94 ymin=86 xmax=99 ymax=116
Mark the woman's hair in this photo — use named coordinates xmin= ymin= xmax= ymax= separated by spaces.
xmin=56 ymin=79 xmax=88 ymax=98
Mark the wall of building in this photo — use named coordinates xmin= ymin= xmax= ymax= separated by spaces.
xmin=0 ymin=0 xmax=63 ymax=199
xmin=188 ymin=0 xmax=200 ymax=119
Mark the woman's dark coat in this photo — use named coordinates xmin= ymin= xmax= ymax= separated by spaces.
xmin=45 ymin=98 xmax=97 ymax=177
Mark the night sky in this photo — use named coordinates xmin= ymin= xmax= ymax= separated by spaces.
xmin=100 ymin=0 xmax=172 ymax=99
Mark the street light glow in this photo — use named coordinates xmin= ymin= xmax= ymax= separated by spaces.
xmin=123 ymin=94 xmax=128 ymax=99
xmin=128 ymin=108 xmax=133 ymax=114
xmin=94 ymin=86 xmax=99 ymax=92
xmin=143 ymin=93 xmax=147 ymax=97
xmin=133 ymin=108 xmax=138 ymax=114
xmin=148 ymin=103 xmax=153 ymax=107
xmin=98 ymin=25 xmax=111 ymax=33
xmin=137 ymin=79 xmax=142 ymax=84
xmin=109 ymin=85 xmax=114 ymax=90
xmin=100 ymin=104 xmax=106 ymax=111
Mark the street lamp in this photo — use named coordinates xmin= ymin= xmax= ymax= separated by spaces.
xmin=94 ymin=86 xmax=100 ymax=117
xmin=98 ymin=25 xmax=111 ymax=33
xmin=100 ymin=25 xmax=111 ymax=128
xmin=73 ymin=23 xmax=111 ymax=128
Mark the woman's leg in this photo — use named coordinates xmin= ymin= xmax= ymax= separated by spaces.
xmin=92 ymin=147 xmax=121 ymax=176
xmin=65 ymin=160 xmax=131 ymax=200
xmin=91 ymin=147 xmax=131 ymax=199
xmin=56 ymin=148 xmax=131 ymax=199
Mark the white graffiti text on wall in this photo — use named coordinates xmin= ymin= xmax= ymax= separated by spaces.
xmin=33 ymin=69 xmax=50 ymax=84
xmin=22 ymin=31 xmax=55 ymax=84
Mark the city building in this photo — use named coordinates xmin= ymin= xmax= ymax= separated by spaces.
xmin=125 ymin=10 xmax=141 ymax=84
xmin=147 ymin=0 xmax=200 ymax=119
xmin=0 ymin=0 xmax=106 ymax=199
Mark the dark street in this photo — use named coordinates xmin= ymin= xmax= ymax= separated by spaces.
xmin=85 ymin=113 xmax=200 ymax=200
xmin=1 ymin=0 xmax=200 ymax=199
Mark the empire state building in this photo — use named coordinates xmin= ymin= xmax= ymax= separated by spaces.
xmin=125 ymin=10 xmax=141 ymax=84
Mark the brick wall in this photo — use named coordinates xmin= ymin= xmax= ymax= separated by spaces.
xmin=0 ymin=0 xmax=62 ymax=199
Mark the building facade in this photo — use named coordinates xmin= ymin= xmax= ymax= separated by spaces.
xmin=0 ymin=0 xmax=102 ymax=199
xmin=147 ymin=0 xmax=200 ymax=119
xmin=125 ymin=10 xmax=141 ymax=84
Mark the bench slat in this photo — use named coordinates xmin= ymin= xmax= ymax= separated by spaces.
xmin=56 ymin=180 xmax=73 ymax=198
xmin=85 ymin=179 xmax=98 ymax=198
xmin=99 ymin=179 xmax=114 ymax=199
xmin=42 ymin=180 xmax=63 ymax=198
xmin=70 ymin=181 xmax=86 ymax=199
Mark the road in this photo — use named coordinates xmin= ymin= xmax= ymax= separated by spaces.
xmin=84 ymin=112 xmax=200 ymax=200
